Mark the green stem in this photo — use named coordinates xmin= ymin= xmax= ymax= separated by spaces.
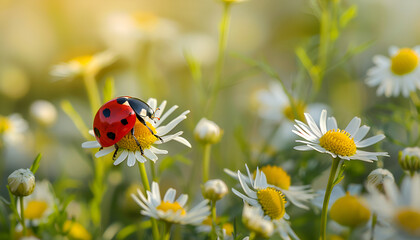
xmin=248 ymin=231 xmax=257 ymax=240
xmin=83 ymin=72 xmax=102 ymax=117
xmin=161 ymin=222 xmax=171 ymax=240
xmin=319 ymin=157 xmax=340 ymax=240
xmin=19 ymin=197 xmax=26 ymax=236
xmin=202 ymin=144 xmax=212 ymax=183
xmin=138 ymin=163 xmax=160 ymax=240
xmin=370 ymin=213 xmax=377 ymax=240
xmin=207 ymin=2 xmax=232 ymax=114
xmin=151 ymin=162 xmax=157 ymax=182
xmin=210 ymin=200 xmax=217 ymax=239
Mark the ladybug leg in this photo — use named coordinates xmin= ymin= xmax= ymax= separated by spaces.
xmin=136 ymin=114 xmax=164 ymax=143
xmin=131 ymin=128 xmax=144 ymax=155
xmin=112 ymin=145 xmax=119 ymax=161
xmin=99 ymin=147 xmax=103 ymax=151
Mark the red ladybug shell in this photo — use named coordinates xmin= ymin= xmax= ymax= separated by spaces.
xmin=93 ymin=97 xmax=137 ymax=147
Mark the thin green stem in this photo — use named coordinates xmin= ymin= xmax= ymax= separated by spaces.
xmin=138 ymin=163 xmax=160 ymax=240
xmin=83 ymin=72 xmax=102 ymax=117
xmin=319 ymin=157 xmax=341 ymax=240
xmin=161 ymin=222 xmax=172 ymax=240
xmin=370 ymin=213 xmax=377 ymax=240
xmin=19 ymin=197 xmax=26 ymax=236
xmin=151 ymin=162 xmax=157 ymax=182
xmin=207 ymin=2 xmax=232 ymax=115
xmin=202 ymin=144 xmax=212 ymax=183
xmin=210 ymin=200 xmax=217 ymax=239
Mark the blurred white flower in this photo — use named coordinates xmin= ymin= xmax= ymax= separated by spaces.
xmin=367 ymin=168 xmax=395 ymax=189
xmin=8 ymin=168 xmax=35 ymax=196
xmin=242 ymin=204 xmax=274 ymax=238
xmin=194 ymin=118 xmax=223 ymax=144
xmin=30 ymin=100 xmax=57 ymax=126
xmin=202 ymin=179 xmax=228 ymax=201
xmin=366 ymin=46 xmax=420 ymax=97
xmin=0 ymin=113 xmax=28 ymax=147
xmin=19 ymin=181 xmax=55 ymax=225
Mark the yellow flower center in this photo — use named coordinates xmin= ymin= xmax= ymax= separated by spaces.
xmin=395 ymin=208 xmax=420 ymax=236
xmin=223 ymin=223 xmax=234 ymax=236
xmin=63 ymin=220 xmax=92 ymax=240
xmin=256 ymin=187 xmax=286 ymax=220
xmin=156 ymin=201 xmax=186 ymax=215
xmin=330 ymin=192 xmax=371 ymax=228
xmin=117 ymin=120 xmax=157 ymax=151
xmin=283 ymin=101 xmax=306 ymax=122
xmin=71 ymin=55 xmax=93 ymax=67
xmin=391 ymin=48 xmax=419 ymax=75
xmin=0 ymin=116 xmax=11 ymax=134
xmin=319 ymin=129 xmax=356 ymax=156
xmin=24 ymin=200 xmax=48 ymax=219
xmin=132 ymin=12 xmax=159 ymax=31
xmin=255 ymin=165 xmax=291 ymax=190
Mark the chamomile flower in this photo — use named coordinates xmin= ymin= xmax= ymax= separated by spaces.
xmin=131 ymin=182 xmax=210 ymax=225
xmin=366 ymin=46 xmax=420 ymax=97
xmin=18 ymin=181 xmax=55 ymax=225
xmin=230 ymin=165 xmax=299 ymax=239
xmin=0 ymin=113 xmax=28 ymax=147
xmin=197 ymin=217 xmax=234 ymax=238
xmin=225 ymin=164 xmax=315 ymax=209
xmin=366 ymin=174 xmax=420 ymax=239
xmin=242 ymin=203 xmax=274 ymax=238
xmin=50 ymin=51 xmax=117 ymax=80
xmin=82 ymin=98 xmax=191 ymax=167
xmin=293 ymin=109 xmax=388 ymax=162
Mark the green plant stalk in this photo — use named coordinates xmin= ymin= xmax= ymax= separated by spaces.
xmin=151 ymin=162 xmax=157 ymax=182
xmin=90 ymin=155 xmax=108 ymax=233
xmin=210 ymin=200 xmax=217 ymax=239
xmin=319 ymin=157 xmax=340 ymax=240
xmin=19 ymin=197 xmax=26 ymax=236
xmin=138 ymin=163 xmax=160 ymax=240
xmin=208 ymin=2 xmax=232 ymax=114
xmin=202 ymin=144 xmax=212 ymax=183
xmin=83 ymin=72 xmax=102 ymax=117
xmin=162 ymin=222 xmax=172 ymax=240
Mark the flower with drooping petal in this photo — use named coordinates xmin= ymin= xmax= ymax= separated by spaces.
xmin=131 ymin=182 xmax=210 ymax=225
xmin=293 ymin=109 xmax=389 ymax=162
xmin=366 ymin=174 xmax=420 ymax=239
xmin=230 ymin=164 xmax=299 ymax=239
xmin=82 ymin=98 xmax=191 ymax=167
xmin=366 ymin=46 xmax=420 ymax=97
xmin=225 ymin=164 xmax=315 ymax=210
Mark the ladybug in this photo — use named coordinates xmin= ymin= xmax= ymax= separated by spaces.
xmin=93 ymin=96 xmax=162 ymax=158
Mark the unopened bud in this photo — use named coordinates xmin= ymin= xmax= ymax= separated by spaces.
xmin=367 ymin=168 xmax=394 ymax=191
xmin=399 ymin=147 xmax=420 ymax=175
xmin=202 ymin=179 xmax=228 ymax=201
xmin=194 ymin=118 xmax=223 ymax=144
xmin=8 ymin=169 xmax=35 ymax=196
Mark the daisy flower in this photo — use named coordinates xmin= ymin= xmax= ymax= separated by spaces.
xmin=131 ymin=182 xmax=210 ymax=225
xmin=0 ymin=113 xmax=28 ymax=147
xmin=366 ymin=46 xmax=420 ymax=97
xmin=293 ymin=109 xmax=388 ymax=162
xmin=82 ymin=98 xmax=191 ymax=167
xmin=242 ymin=203 xmax=274 ymax=238
xmin=225 ymin=164 xmax=315 ymax=210
xmin=196 ymin=217 xmax=233 ymax=239
xmin=231 ymin=165 xmax=299 ymax=239
xmin=50 ymin=51 xmax=117 ymax=81
xmin=366 ymin=174 xmax=420 ymax=239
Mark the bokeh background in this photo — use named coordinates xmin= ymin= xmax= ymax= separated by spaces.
xmin=1 ymin=0 xmax=420 ymax=239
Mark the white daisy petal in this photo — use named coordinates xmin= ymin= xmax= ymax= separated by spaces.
xmin=82 ymin=141 xmax=101 ymax=148
xmin=144 ymin=149 xmax=158 ymax=162
xmin=344 ymin=117 xmax=361 ymax=137
xmin=127 ymin=151 xmax=136 ymax=167
xmin=95 ymin=147 xmax=115 ymax=158
xmin=356 ymin=134 xmax=386 ymax=148
xmin=114 ymin=150 xmax=128 ymax=166
xmin=135 ymin=151 xmax=147 ymax=163
xmin=149 ymin=146 xmax=168 ymax=154
xmin=353 ymin=125 xmax=370 ymax=143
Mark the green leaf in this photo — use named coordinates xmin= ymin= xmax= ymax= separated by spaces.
xmin=340 ymin=5 xmax=357 ymax=28
xmin=103 ymin=77 xmax=115 ymax=102
xmin=0 ymin=196 xmax=10 ymax=205
xmin=116 ymin=223 xmax=146 ymax=239
xmin=61 ymin=100 xmax=90 ymax=139
xmin=30 ymin=153 xmax=42 ymax=174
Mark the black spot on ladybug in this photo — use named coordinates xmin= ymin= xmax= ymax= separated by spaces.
xmin=94 ymin=128 xmax=101 ymax=138
xmin=116 ymin=98 xmax=127 ymax=104
xmin=107 ymin=132 xmax=116 ymax=140
xmin=120 ymin=119 xmax=129 ymax=125
xmin=103 ymin=108 xmax=111 ymax=118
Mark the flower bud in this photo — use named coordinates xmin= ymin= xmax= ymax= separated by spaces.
xmin=242 ymin=204 xmax=274 ymax=238
xmin=367 ymin=168 xmax=394 ymax=191
xmin=399 ymin=147 xmax=420 ymax=174
xmin=30 ymin=100 xmax=57 ymax=126
xmin=202 ymin=179 xmax=228 ymax=201
xmin=330 ymin=192 xmax=371 ymax=228
xmin=194 ymin=118 xmax=223 ymax=144
xmin=8 ymin=169 xmax=35 ymax=196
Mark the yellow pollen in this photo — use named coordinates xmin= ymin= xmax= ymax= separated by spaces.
xmin=395 ymin=208 xmax=420 ymax=236
xmin=256 ymin=187 xmax=286 ymax=220
xmin=24 ymin=200 xmax=48 ymax=219
xmin=283 ymin=101 xmax=306 ymax=122
xmin=254 ymin=165 xmax=291 ymax=190
xmin=330 ymin=192 xmax=371 ymax=228
xmin=0 ymin=116 xmax=11 ymax=134
xmin=319 ymin=129 xmax=356 ymax=156
xmin=391 ymin=48 xmax=419 ymax=75
xmin=117 ymin=120 xmax=157 ymax=151
xmin=71 ymin=55 xmax=93 ymax=67
xmin=157 ymin=201 xmax=186 ymax=215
